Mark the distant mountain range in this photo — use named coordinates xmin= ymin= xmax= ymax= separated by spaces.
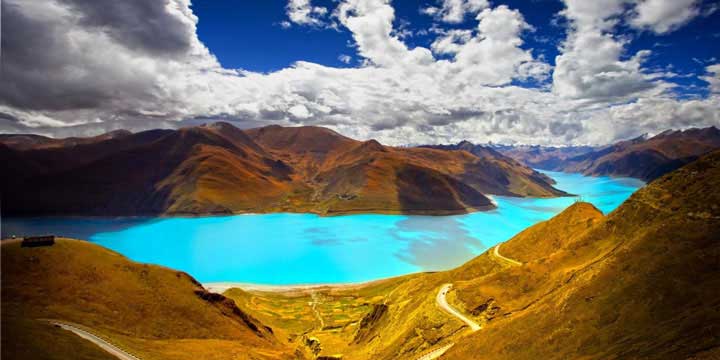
xmin=493 ymin=126 xmax=720 ymax=181
xmin=0 ymin=123 xmax=565 ymax=216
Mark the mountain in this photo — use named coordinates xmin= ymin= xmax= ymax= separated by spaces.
xmin=418 ymin=140 xmax=566 ymax=196
xmin=439 ymin=148 xmax=720 ymax=359
xmin=498 ymin=126 xmax=720 ymax=181
xmin=1 ymin=238 xmax=297 ymax=360
xmin=0 ymin=130 xmax=132 ymax=150
xmin=3 ymin=150 xmax=718 ymax=359
xmin=0 ymin=123 xmax=566 ymax=216
xmin=493 ymin=144 xmax=597 ymax=169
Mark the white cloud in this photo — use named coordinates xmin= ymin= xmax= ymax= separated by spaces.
xmin=629 ymin=0 xmax=700 ymax=34
xmin=1 ymin=0 xmax=718 ymax=147
xmin=701 ymin=64 xmax=720 ymax=93
xmin=288 ymin=104 xmax=312 ymax=119
xmin=430 ymin=29 xmax=473 ymax=55
xmin=338 ymin=54 xmax=353 ymax=64
xmin=336 ymin=0 xmax=434 ymax=67
xmin=422 ymin=0 xmax=490 ymax=23
xmin=450 ymin=5 xmax=550 ymax=86
xmin=552 ymin=0 xmax=660 ymax=101
xmin=286 ymin=0 xmax=328 ymax=27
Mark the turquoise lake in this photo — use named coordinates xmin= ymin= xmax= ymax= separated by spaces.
xmin=1 ymin=171 xmax=644 ymax=285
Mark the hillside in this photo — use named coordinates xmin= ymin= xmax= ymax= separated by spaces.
xmin=498 ymin=126 xmax=720 ymax=181
xmin=1 ymin=123 xmax=565 ymax=216
xmin=441 ymin=149 xmax=720 ymax=359
xmin=1 ymin=238 xmax=298 ymax=360
xmin=420 ymin=141 xmax=565 ymax=196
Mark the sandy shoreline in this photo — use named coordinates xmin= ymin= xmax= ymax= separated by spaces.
xmin=202 ymin=277 xmax=401 ymax=294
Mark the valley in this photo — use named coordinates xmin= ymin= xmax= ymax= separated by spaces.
xmin=497 ymin=126 xmax=720 ymax=181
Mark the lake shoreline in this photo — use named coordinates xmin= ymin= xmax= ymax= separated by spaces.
xmin=3 ymin=171 xmax=644 ymax=286
xmin=202 ymin=276 xmax=414 ymax=294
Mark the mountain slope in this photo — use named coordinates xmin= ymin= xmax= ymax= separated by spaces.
xmin=1 ymin=124 xmax=292 ymax=215
xmin=441 ymin=149 xmax=720 ymax=359
xmin=420 ymin=141 xmax=566 ymax=197
xmin=499 ymin=127 xmax=720 ymax=181
xmin=1 ymin=238 xmax=297 ymax=360
xmin=495 ymin=144 xmax=597 ymax=169
xmin=247 ymin=125 xmax=565 ymax=199
xmin=1 ymin=123 xmax=567 ymax=216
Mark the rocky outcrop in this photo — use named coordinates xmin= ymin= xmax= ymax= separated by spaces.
xmin=353 ymin=304 xmax=389 ymax=344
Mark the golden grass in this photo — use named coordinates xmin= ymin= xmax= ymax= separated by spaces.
xmin=1 ymin=238 xmax=296 ymax=360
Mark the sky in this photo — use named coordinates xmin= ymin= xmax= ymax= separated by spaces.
xmin=1 ymin=0 xmax=719 ymax=145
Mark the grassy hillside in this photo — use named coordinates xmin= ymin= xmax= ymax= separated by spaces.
xmin=2 ymin=317 xmax=117 ymax=360
xmin=442 ymin=149 xmax=720 ymax=359
xmin=1 ymin=238 xmax=298 ymax=360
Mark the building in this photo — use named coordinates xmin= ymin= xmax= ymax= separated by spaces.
xmin=21 ymin=235 xmax=56 ymax=247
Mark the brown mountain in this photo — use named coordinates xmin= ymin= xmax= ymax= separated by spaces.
xmin=0 ymin=130 xmax=133 ymax=151
xmin=499 ymin=126 xmax=720 ymax=181
xmin=0 ymin=123 xmax=565 ymax=216
xmin=494 ymin=143 xmax=597 ymax=169
xmin=421 ymin=141 xmax=565 ymax=191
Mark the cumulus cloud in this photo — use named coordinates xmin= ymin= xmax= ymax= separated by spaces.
xmin=450 ymin=5 xmax=551 ymax=85
xmin=285 ymin=0 xmax=328 ymax=27
xmin=430 ymin=29 xmax=473 ymax=55
xmin=0 ymin=0 xmax=225 ymax=126
xmin=338 ymin=54 xmax=353 ymax=64
xmin=629 ymin=0 xmax=700 ymax=34
xmin=422 ymin=0 xmax=489 ymax=23
xmin=702 ymin=64 xmax=720 ymax=93
xmin=0 ymin=0 xmax=718 ymax=146
xmin=337 ymin=0 xmax=435 ymax=67
xmin=552 ymin=0 xmax=658 ymax=101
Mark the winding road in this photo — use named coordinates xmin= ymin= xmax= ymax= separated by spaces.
xmin=52 ymin=322 xmax=141 ymax=360
xmin=415 ymin=343 xmax=456 ymax=360
xmin=416 ymin=244 xmax=524 ymax=359
xmin=493 ymin=243 xmax=523 ymax=266
xmin=436 ymin=284 xmax=481 ymax=332
xmin=310 ymin=291 xmax=325 ymax=329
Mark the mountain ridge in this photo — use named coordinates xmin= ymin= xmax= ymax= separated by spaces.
xmin=495 ymin=126 xmax=720 ymax=181
xmin=0 ymin=123 xmax=565 ymax=216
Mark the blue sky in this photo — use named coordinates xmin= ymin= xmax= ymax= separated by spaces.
xmin=2 ymin=0 xmax=720 ymax=145
xmin=192 ymin=0 xmax=720 ymax=98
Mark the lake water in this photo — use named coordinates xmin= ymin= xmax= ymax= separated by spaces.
xmin=1 ymin=171 xmax=644 ymax=285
